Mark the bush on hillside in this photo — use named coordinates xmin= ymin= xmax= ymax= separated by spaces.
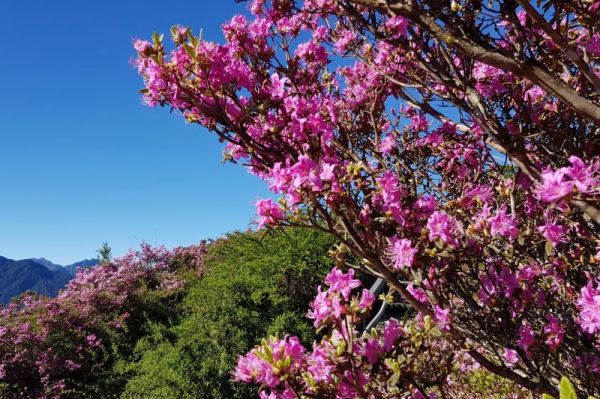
xmin=121 ymin=228 xmax=335 ymax=399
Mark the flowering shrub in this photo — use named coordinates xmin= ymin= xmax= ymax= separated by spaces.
xmin=235 ymin=268 xmax=530 ymax=398
xmin=0 ymin=243 xmax=205 ymax=398
xmin=135 ymin=0 xmax=600 ymax=396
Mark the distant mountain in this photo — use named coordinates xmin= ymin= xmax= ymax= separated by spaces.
xmin=64 ymin=259 xmax=98 ymax=276
xmin=30 ymin=258 xmax=63 ymax=272
xmin=0 ymin=256 xmax=99 ymax=305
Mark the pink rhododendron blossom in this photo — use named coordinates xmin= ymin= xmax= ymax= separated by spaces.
xmin=324 ymin=268 xmax=361 ymax=301
xmin=565 ymin=156 xmax=600 ymax=194
xmin=358 ymin=288 xmax=375 ymax=309
xmin=543 ymin=315 xmax=564 ymax=350
xmin=535 ymin=167 xmax=572 ymax=203
xmin=307 ymin=286 xmax=344 ymax=327
xmin=576 ymin=282 xmax=600 ymax=334
xmin=382 ymin=319 xmax=403 ymax=351
xmin=427 ymin=211 xmax=463 ymax=247
xmin=385 ymin=15 xmax=409 ymax=38
xmin=488 ymin=206 xmax=519 ymax=240
xmin=503 ymin=348 xmax=520 ymax=365
xmin=537 ymin=222 xmax=567 ymax=248
xmin=307 ymin=345 xmax=334 ymax=383
xmin=433 ymin=305 xmax=451 ymax=331
xmin=361 ymin=338 xmax=382 ymax=364
xmin=586 ymin=34 xmax=600 ymax=56
xmin=256 ymin=199 xmax=284 ymax=228
xmin=518 ymin=325 xmax=535 ymax=353
xmin=388 ymin=236 xmax=418 ymax=269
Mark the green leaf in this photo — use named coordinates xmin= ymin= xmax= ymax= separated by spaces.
xmin=543 ymin=395 xmax=556 ymax=399
xmin=559 ymin=377 xmax=577 ymax=399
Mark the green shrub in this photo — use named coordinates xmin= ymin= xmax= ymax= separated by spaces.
xmin=121 ymin=228 xmax=334 ymax=399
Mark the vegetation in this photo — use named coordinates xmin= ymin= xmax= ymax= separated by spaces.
xmin=121 ymin=229 xmax=334 ymax=399
xmin=135 ymin=0 xmax=600 ymax=396
xmin=0 ymin=229 xmax=333 ymax=398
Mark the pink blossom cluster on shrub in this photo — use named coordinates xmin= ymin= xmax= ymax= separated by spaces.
xmin=135 ymin=0 xmax=600 ymax=395
xmin=0 ymin=243 xmax=205 ymax=398
xmin=234 ymin=268 xmax=456 ymax=398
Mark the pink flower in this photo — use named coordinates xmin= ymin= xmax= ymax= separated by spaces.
xmin=234 ymin=352 xmax=278 ymax=387
xmin=382 ymin=319 xmax=403 ymax=351
xmin=333 ymin=29 xmax=357 ymax=53
xmin=518 ymin=325 xmax=535 ymax=353
xmin=543 ymin=315 xmax=564 ymax=350
xmin=361 ymin=338 xmax=382 ymax=364
xmin=307 ymin=286 xmax=344 ymax=327
xmin=379 ymin=134 xmax=396 ymax=154
xmin=387 ymin=237 xmax=418 ymax=269
xmin=503 ymin=348 xmax=520 ymax=365
xmin=586 ymin=34 xmax=600 ymax=56
xmin=433 ymin=305 xmax=451 ymax=331
xmin=576 ymin=282 xmax=600 ymax=334
xmin=407 ymin=283 xmax=429 ymax=305
xmin=358 ymin=289 xmax=375 ymax=309
xmin=385 ymin=16 xmax=409 ymax=38
xmin=499 ymin=267 xmax=519 ymax=298
xmin=307 ymin=345 xmax=334 ymax=383
xmin=427 ymin=211 xmax=463 ymax=247
xmin=488 ymin=206 xmax=519 ymax=240
xmin=256 ymin=199 xmax=284 ymax=228
xmin=535 ymin=167 xmax=572 ymax=203
xmin=537 ymin=222 xmax=567 ymax=248
xmin=324 ymin=268 xmax=361 ymax=301
xmin=268 ymin=73 xmax=289 ymax=100
xmin=565 ymin=156 xmax=599 ymax=195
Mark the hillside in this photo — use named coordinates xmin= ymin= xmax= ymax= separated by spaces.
xmin=0 ymin=257 xmax=72 ymax=304
xmin=0 ymin=257 xmax=99 ymax=304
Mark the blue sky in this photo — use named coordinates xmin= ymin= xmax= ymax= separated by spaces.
xmin=0 ymin=1 xmax=269 ymax=264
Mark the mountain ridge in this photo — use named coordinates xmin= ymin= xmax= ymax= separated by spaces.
xmin=0 ymin=256 xmax=99 ymax=304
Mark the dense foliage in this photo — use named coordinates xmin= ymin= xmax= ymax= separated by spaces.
xmin=134 ymin=0 xmax=600 ymax=397
xmin=0 ymin=229 xmax=333 ymax=398
xmin=122 ymin=229 xmax=334 ymax=399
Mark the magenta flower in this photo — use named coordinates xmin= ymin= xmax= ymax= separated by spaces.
xmin=307 ymin=286 xmax=343 ymax=327
xmin=433 ymin=305 xmax=451 ymax=331
xmin=255 ymin=199 xmax=284 ymax=228
xmin=488 ymin=206 xmax=519 ymax=240
xmin=324 ymin=268 xmax=361 ymax=301
xmin=535 ymin=167 xmax=572 ymax=203
xmin=543 ymin=315 xmax=564 ymax=350
xmin=537 ymin=222 xmax=567 ymax=248
xmin=382 ymin=319 xmax=403 ymax=351
xmin=427 ymin=211 xmax=463 ymax=247
xmin=361 ymin=338 xmax=382 ymax=364
xmin=407 ymin=283 xmax=429 ymax=305
xmin=358 ymin=289 xmax=375 ymax=310
xmin=518 ymin=325 xmax=536 ymax=353
xmin=503 ymin=348 xmax=520 ymax=365
xmin=576 ymin=282 xmax=600 ymax=334
xmin=234 ymin=352 xmax=278 ymax=387
xmin=387 ymin=237 xmax=418 ymax=270
xmin=565 ymin=156 xmax=600 ymax=195
xmin=307 ymin=345 xmax=334 ymax=383
xmin=384 ymin=15 xmax=409 ymax=38
xmin=586 ymin=34 xmax=600 ymax=56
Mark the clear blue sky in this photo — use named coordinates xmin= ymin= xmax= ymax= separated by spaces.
xmin=0 ymin=1 xmax=269 ymax=264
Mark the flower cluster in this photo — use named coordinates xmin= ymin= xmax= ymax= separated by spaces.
xmin=235 ymin=269 xmax=459 ymax=398
xmin=135 ymin=0 xmax=600 ymax=395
